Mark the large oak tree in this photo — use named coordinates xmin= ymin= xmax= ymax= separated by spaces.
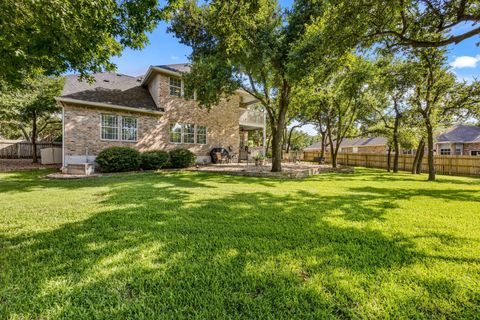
xmin=168 ymin=0 xmax=335 ymax=172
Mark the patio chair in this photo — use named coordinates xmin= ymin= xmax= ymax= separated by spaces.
xmin=215 ymin=152 xmax=225 ymax=164
xmin=228 ymin=153 xmax=238 ymax=163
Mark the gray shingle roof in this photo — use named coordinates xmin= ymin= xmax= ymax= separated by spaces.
xmin=60 ymin=73 xmax=162 ymax=112
xmin=304 ymin=137 xmax=388 ymax=151
xmin=436 ymin=124 xmax=480 ymax=143
xmin=155 ymin=63 xmax=191 ymax=74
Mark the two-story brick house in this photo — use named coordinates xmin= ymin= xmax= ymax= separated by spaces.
xmin=56 ymin=64 xmax=265 ymax=171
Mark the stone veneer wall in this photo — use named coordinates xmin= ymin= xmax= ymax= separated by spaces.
xmin=63 ymin=72 xmax=241 ymax=165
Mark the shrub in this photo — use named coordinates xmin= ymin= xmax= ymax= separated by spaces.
xmin=169 ymin=148 xmax=196 ymax=168
xmin=140 ymin=150 xmax=170 ymax=170
xmin=96 ymin=147 xmax=141 ymax=173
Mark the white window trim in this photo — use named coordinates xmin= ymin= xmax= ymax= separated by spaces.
xmin=471 ymin=150 xmax=480 ymax=156
xmin=100 ymin=114 xmax=138 ymax=142
xmin=169 ymin=77 xmax=183 ymax=98
xmin=169 ymin=122 xmax=208 ymax=145
xmin=101 ymin=114 xmax=119 ymax=141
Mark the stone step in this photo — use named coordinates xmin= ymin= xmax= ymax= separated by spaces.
xmin=67 ymin=163 xmax=96 ymax=176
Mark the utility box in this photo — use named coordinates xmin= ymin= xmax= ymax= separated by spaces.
xmin=40 ymin=147 xmax=62 ymax=164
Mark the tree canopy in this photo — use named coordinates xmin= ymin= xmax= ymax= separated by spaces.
xmin=0 ymin=75 xmax=64 ymax=162
xmin=168 ymin=0 xmax=333 ymax=171
xmin=0 ymin=0 xmax=180 ymax=83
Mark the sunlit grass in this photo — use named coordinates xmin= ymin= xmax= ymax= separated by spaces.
xmin=1 ymin=168 xmax=479 ymax=318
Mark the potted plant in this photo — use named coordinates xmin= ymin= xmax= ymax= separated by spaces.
xmin=253 ymin=154 xmax=267 ymax=166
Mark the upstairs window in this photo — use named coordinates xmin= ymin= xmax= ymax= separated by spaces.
xmin=101 ymin=114 xmax=137 ymax=142
xmin=169 ymin=77 xmax=182 ymax=97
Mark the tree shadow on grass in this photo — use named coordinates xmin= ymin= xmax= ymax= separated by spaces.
xmin=1 ymin=173 xmax=479 ymax=318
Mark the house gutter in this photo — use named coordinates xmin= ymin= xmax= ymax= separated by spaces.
xmin=55 ymin=97 xmax=164 ymax=116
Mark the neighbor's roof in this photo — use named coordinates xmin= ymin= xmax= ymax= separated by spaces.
xmin=437 ymin=124 xmax=480 ymax=143
xmin=304 ymin=136 xmax=388 ymax=151
xmin=59 ymin=73 xmax=162 ymax=112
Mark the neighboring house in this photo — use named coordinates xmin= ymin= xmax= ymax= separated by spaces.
xmin=435 ymin=124 xmax=480 ymax=156
xmin=56 ymin=64 xmax=266 ymax=168
xmin=304 ymin=137 xmax=389 ymax=154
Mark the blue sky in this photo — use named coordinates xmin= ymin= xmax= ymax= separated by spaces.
xmin=111 ymin=2 xmax=479 ymax=134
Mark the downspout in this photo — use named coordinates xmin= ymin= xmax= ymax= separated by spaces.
xmin=60 ymin=102 xmax=66 ymax=172
xmin=61 ymin=104 xmax=65 ymax=171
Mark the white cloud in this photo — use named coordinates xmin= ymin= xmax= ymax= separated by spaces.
xmin=170 ymin=55 xmax=179 ymax=60
xmin=450 ymin=55 xmax=480 ymax=69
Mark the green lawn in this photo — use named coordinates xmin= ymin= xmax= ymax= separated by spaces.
xmin=1 ymin=168 xmax=479 ymax=319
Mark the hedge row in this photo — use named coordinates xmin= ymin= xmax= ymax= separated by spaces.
xmin=95 ymin=147 xmax=196 ymax=173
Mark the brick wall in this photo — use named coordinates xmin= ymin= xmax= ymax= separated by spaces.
xmin=63 ymin=72 xmax=241 ymax=165
xmin=339 ymin=145 xmax=387 ymax=154
xmin=463 ymin=142 xmax=480 ymax=156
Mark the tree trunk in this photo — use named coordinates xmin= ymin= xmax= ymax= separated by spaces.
xmin=416 ymin=143 xmax=425 ymax=174
xmin=286 ymin=124 xmax=301 ymax=154
xmin=319 ymin=132 xmax=327 ymax=158
xmin=387 ymin=147 xmax=392 ymax=172
xmin=393 ymin=116 xmax=400 ymax=173
xmin=426 ymin=121 xmax=435 ymax=181
xmin=270 ymin=83 xmax=289 ymax=172
xmin=31 ymin=113 xmax=38 ymax=163
xmin=412 ymin=138 xmax=424 ymax=174
xmin=326 ymin=122 xmax=337 ymax=168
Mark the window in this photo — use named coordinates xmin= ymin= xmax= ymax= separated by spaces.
xmin=122 ymin=117 xmax=138 ymax=141
xmin=169 ymin=122 xmax=207 ymax=144
xmin=101 ymin=115 xmax=119 ymax=140
xmin=455 ymin=145 xmax=463 ymax=155
xmin=183 ymin=124 xmax=195 ymax=143
xmin=197 ymin=125 xmax=207 ymax=144
xmin=169 ymin=123 xmax=182 ymax=143
xmin=101 ymin=114 xmax=137 ymax=142
xmin=169 ymin=77 xmax=182 ymax=97
xmin=440 ymin=148 xmax=451 ymax=155
xmin=471 ymin=151 xmax=480 ymax=156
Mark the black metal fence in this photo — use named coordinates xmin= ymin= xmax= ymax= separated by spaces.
xmin=0 ymin=141 xmax=62 ymax=159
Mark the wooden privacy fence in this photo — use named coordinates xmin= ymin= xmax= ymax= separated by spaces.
xmin=303 ymin=151 xmax=480 ymax=176
xmin=0 ymin=141 xmax=61 ymax=159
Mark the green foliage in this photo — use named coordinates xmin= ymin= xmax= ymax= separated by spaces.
xmin=0 ymin=0 xmax=183 ymax=84
xmin=168 ymin=148 xmax=196 ymax=168
xmin=140 ymin=150 xmax=171 ymax=170
xmin=96 ymin=147 xmax=141 ymax=173
xmin=288 ymin=129 xmax=316 ymax=151
xmin=298 ymin=0 xmax=480 ymax=55
xmin=1 ymin=169 xmax=480 ymax=318
xmin=0 ymin=75 xmax=63 ymax=142
xmin=168 ymin=0 xmax=335 ymax=171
